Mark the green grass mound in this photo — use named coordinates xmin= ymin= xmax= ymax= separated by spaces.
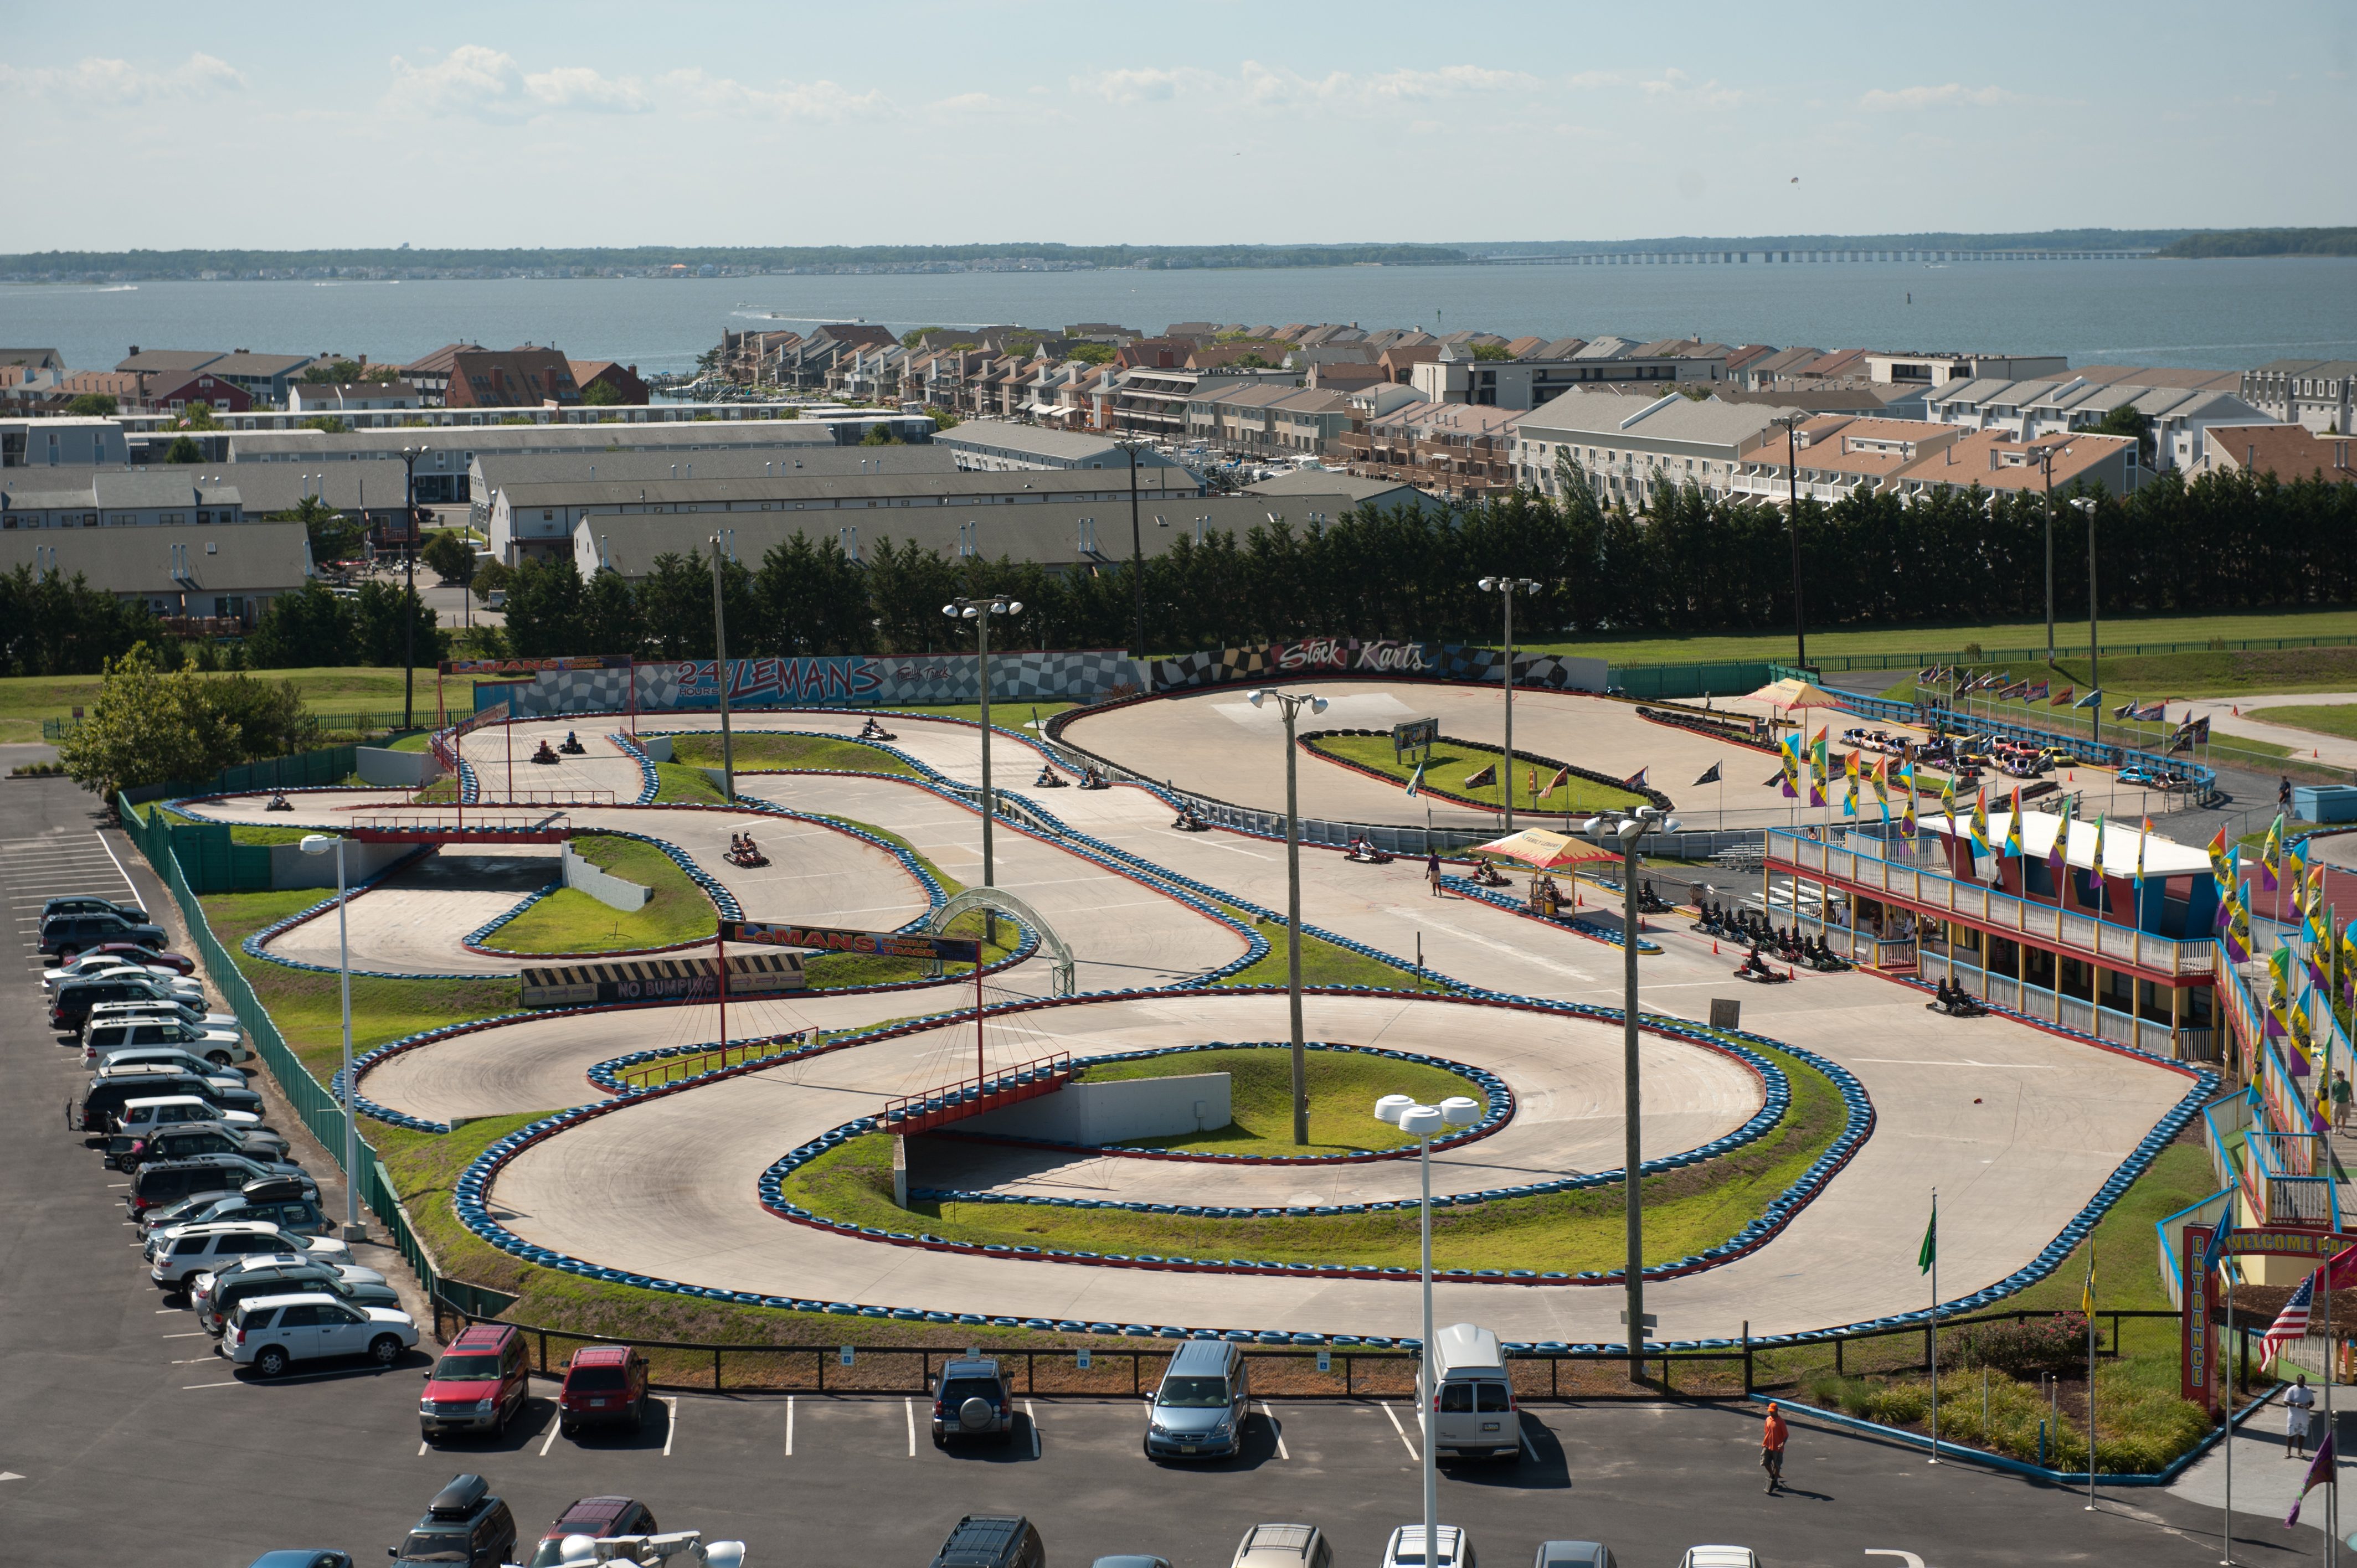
xmin=781 ymin=1038 xmax=1840 ymax=1273
xmin=2262 ymin=702 xmax=2357 ymax=742
xmin=488 ymin=834 xmax=717 ymax=955
xmin=1309 ymin=733 xmax=1645 ymax=816
xmin=671 ymin=731 xmax=919 ymax=778
xmin=1074 ymin=1046 xmax=1483 ymax=1158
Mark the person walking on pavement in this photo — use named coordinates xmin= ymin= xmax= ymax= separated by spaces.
xmin=2286 ymin=1373 xmax=2317 ymax=1458
xmin=2335 ymin=1071 xmax=2353 ymax=1134
xmin=2281 ymin=775 xmax=2295 ymax=812
xmin=1426 ymin=851 xmax=1443 ymax=897
xmin=1761 ymin=1401 xmax=1789 ymax=1493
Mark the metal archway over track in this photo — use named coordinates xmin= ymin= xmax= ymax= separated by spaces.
xmin=929 ymin=886 xmax=1076 ymax=996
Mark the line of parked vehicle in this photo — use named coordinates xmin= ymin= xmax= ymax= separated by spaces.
xmin=249 ymin=1474 xmax=747 ymax=1567
xmin=42 ymin=892 xmax=426 ymax=1382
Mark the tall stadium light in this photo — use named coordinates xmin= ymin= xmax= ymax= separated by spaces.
xmin=1476 ymin=576 xmax=1543 ymax=830
xmin=945 ymin=597 xmax=1024 ymax=946
xmin=299 ymin=833 xmax=365 ymax=1241
xmin=1375 ymin=1091 xmax=1483 ymax=1564
xmin=1251 ymin=687 xmax=1327 ymax=1143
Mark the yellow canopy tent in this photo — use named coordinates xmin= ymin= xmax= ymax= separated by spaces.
xmin=1469 ymin=828 xmax=1617 ymax=871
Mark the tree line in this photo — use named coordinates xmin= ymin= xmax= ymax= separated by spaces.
xmin=478 ymin=465 xmax=2357 ymax=661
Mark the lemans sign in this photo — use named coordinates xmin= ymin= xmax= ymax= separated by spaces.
xmin=721 ymin=920 xmax=981 ymax=964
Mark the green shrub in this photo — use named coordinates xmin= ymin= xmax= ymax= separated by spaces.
xmin=1946 ymin=1312 xmax=2089 ymax=1379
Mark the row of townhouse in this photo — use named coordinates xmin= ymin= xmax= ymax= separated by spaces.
xmin=1921 ymin=370 xmax=2265 ymax=471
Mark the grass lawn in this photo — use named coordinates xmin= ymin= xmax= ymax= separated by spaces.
xmin=2262 ymin=703 xmax=2357 ymax=741
xmin=1211 ymin=900 xmax=1447 ymax=992
xmin=886 ymin=700 xmax=1077 ymax=730
xmin=1907 ymin=646 xmax=2357 ymax=715
xmin=160 ymin=807 xmax=323 ymax=847
xmin=203 ymin=889 xmax=521 ymax=1085
xmin=1308 ymin=734 xmax=1645 ymax=816
xmin=487 ymin=834 xmax=715 ymax=955
xmin=1756 ymin=1143 xmax=2221 ymax=1472
xmin=784 ymin=1039 xmax=1842 ymax=1273
xmin=0 ymin=666 xmax=497 ymax=745
xmin=652 ymin=761 xmax=726 ymax=803
xmin=1073 ymin=1046 xmax=1482 ymax=1157
xmin=671 ymin=732 xmax=920 ymax=778
xmin=1521 ymin=607 xmax=2357 ymax=669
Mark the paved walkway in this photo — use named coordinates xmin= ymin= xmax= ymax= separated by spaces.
xmin=2184 ymin=692 xmax=2357 ymax=770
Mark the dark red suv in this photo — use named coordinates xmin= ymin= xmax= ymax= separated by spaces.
xmin=419 ymin=1322 xmax=531 ymax=1442
xmin=526 ymin=1496 xmax=658 ymax=1566
xmin=557 ymin=1344 xmax=650 ymax=1435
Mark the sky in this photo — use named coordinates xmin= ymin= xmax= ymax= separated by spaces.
xmin=8 ymin=1 xmax=2353 ymax=251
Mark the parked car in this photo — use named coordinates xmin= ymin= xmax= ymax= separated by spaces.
xmin=928 ymin=1517 xmax=1045 ymax=1568
xmin=114 ymin=1119 xmax=290 ymax=1172
xmin=75 ymin=1064 xmax=261 ymax=1133
xmin=42 ymin=951 xmax=181 ymax=991
xmin=930 ymin=1355 xmax=1013 ymax=1447
xmin=556 ymin=1345 xmax=651 ymax=1436
xmin=129 ymin=1153 xmax=308 ymax=1218
xmin=194 ymin=1255 xmax=393 ymax=1335
xmin=1380 ymin=1526 xmax=1473 ymax=1568
xmin=1675 ymin=1552 xmax=1759 ymax=1568
xmin=39 ymin=910 xmax=168 ymax=959
xmin=150 ymin=1220 xmax=348 ymax=1290
xmin=420 ymin=1322 xmax=532 ymax=1442
xmin=140 ymin=1187 xmax=330 ymax=1249
xmin=1428 ymin=1322 xmax=1520 ymax=1462
xmin=40 ymin=894 xmax=150 ymax=925
xmin=84 ymin=995 xmax=243 ymax=1039
xmin=53 ymin=972 xmax=204 ymax=1031
xmin=83 ymin=1014 xmax=246 ymax=1065
xmin=87 ymin=1041 xmax=246 ymax=1085
xmin=1144 ymin=1338 xmax=1250 ymax=1461
xmin=141 ymin=1173 xmax=319 ymax=1236
xmin=245 ymin=1553 xmax=354 ymax=1568
xmin=1233 ymin=1524 xmax=1332 ymax=1568
xmin=1532 ymin=1548 xmax=1617 ymax=1568
xmin=1094 ymin=1560 xmax=1172 ymax=1568
xmin=525 ymin=1497 xmax=660 ymax=1566
xmin=390 ymin=1476 xmax=517 ymax=1568
xmin=227 ymin=1290 xmax=415 ymax=1376
xmin=111 ymin=1092 xmax=263 ymax=1137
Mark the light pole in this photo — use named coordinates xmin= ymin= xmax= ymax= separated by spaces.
xmin=1476 ymin=576 xmax=1541 ymax=830
xmin=1117 ymin=439 xmax=1148 ymax=659
xmin=1771 ymin=414 xmax=1807 ymax=669
xmin=299 ymin=833 xmax=366 ymax=1241
xmin=399 ymin=445 xmax=428 ymax=730
xmin=1250 ymin=687 xmax=1327 ymax=1145
xmin=2038 ymin=446 xmax=2058 ymax=666
xmin=2071 ymin=496 xmax=2100 ymax=747
xmin=944 ymin=595 xmax=1024 ymax=947
xmin=1373 ymin=1090 xmax=1482 ymax=1564
xmin=1581 ymin=804 xmax=1682 ymax=1381
xmin=708 ymin=531 xmax=736 ymax=801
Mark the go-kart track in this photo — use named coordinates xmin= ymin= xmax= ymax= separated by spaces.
xmin=186 ymin=692 xmax=2201 ymax=1346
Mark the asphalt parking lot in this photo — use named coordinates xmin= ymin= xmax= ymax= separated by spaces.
xmin=0 ymin=774 xmax=2296 ymax=1566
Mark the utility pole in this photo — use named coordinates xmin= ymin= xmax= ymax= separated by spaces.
xmin=1479 ymin=577 xmax=1541 ymax=831
xmin=1772 ymin=415 xmax=1806 ymax=669
xmin=1250 ymin=687 xmax=1327 ymax=1145
xmin=2040 ymin=446 xmax=2057 ymax=666
xmin=709 ymin=531 xmax=735 ymax=801
xmin=399 ymin=446 xmax=427 ymax=729
xmin=1120 ymin=439 xmax=1147 ymax=659
xmin=2073 ymin=497 xmax=2101 ymax=747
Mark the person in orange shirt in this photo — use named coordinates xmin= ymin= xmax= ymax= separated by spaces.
xmin=1761 ymin=1402 xmax=1789 ymax=1494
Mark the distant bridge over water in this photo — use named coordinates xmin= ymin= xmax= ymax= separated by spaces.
xmin=1474 ymin=248 xmax=2156 ymax=266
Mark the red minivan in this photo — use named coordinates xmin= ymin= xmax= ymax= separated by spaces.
xmin=420 ymin=1322 xmax=532 ymax=1443
xmin=557 ymin=1344 xmax=650 ymax=1436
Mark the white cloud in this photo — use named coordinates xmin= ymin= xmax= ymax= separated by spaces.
xmin=383 ymin=49 xmax=883 ymax=123
xmin=1860 ymin=82 xmax=2015 ymax=111
xmin=1073 ymin=60 xmax=1540 ymax=111
xmin=657 ymin=68 xmax=888 ymax=121
xmin=1640 ymin=66 xmax=1744 ymax=108
xmin=524 ymin=65 xmax=651 ymax=114
xmin=0 ymin=51 xmax=244 ymax=104
xmin=1071 ymin=66 xmax=1210 ymax=104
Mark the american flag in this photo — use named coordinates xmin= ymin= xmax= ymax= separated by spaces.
xmin=2260 ymin=1270 xmax=2317 ymax=1366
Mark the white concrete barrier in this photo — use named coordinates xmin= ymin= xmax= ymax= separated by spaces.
xmin=563 ymin=845 xmax=653 ymax=912
xmin=948 ymin=1071 xmax=1231 ymax=1146
xmin=355 ymin=746 xmax=440 ymax=787
xmin=637 ymin=735 xmax=674 ymax=762
xmin=267 ymin=838 xmax=416 ymax=890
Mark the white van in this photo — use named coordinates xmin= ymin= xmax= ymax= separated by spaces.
xmin=1427 ymin=1323 xmax=1520 ymax=1461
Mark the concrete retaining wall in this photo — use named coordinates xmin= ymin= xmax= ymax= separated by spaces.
xmin=266 ymin=839 xmax=416 ymax=891
xmin=355 ymin=746 xmax=440 ymax=787
xmin=562 ymin=845 xmax=653 ymax=912
xmin=948 ymin=1071 xmax=1231 ymax=1146
xmin=636 ymin=735 xmax=674 ymax=763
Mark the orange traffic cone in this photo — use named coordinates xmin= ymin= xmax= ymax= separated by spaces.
xmin=1713 ymin=940 xmax=1721 ymax=956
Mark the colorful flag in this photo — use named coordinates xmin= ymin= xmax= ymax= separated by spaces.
xmin=1969 ymin=788 xmax=1991 ymax=854
xmin=2133 ymin=816 xmax=2151 ymax=898
xmin=2046 ymin=791 xmax=2073 ymax=873
xmin=2266 ymin=947 xmax=2294 ymax=1036
xmin=1842 ymin=751 xmax=1859 ymax=818
xmin=2260 ymin=815 xmax=2284 ymax=891
xmin=2259 ymin=1268 xmax=2317 ymax=1367
xmin=2080 ymin=1241 xmax=2097 ymax=1316
xmin=1547 ymin=765 xmax=1572 ymax=797
xmin=1694 ymin=761 xmax=1722 ymax=787
xmin=2002 ymin=787 xmax=2025 ymax=859
xmin=2225 ymin=894 xmax=2252 ymax=964
xmin=1900 ymin=764 xmax=1919 ymax=838
xmin=1404 ymin=762 xmax=1423 ymax=798
xmin=1918 ymin=1198 xmax=1937 ymax=1275
xmin=2287 ymin=1430 xmax=2338 ymax=1528
xmin=2073 ymin=688 xmax=2103 ymax=709
xmin=2206 ymin=826 xmax=2234 ymax=887
xmin=1999 ymin=680 xmax=2029 ymax=700
xmin=2287 ymin=999 xmax=2315 ymax=1074
xmin=1808 ymin=729 xmax=1829 ymax=808
xmin=1462 ymin=762 xmax=1497 ymax=789
xmin=1779 ymin=731 xmax=1802 ymax=799
xmin=2024 ymin=680 xmax=2050 ymax=702
xmin=1621 ymin=766 xmax=1647 ymax=791
xmin=2050 ymin=685 xmax=2073 ymax=706
xmin=1871 ymin=756 xmax=1891 ymax=807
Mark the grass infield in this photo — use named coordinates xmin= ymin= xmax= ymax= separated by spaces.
xmin=1071 ymin=1045 xmax=1484 ymax=1158
xmin=488 ymin=834 xmax=714 ymax=955
xmin=1307 ymin=733 xmax=1647 ymax=816
xmin=671 ymin=731 xmax=920 ymax=778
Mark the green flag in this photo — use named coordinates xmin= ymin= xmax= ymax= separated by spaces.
xmin=1918 ymin=1198 xmax=1937 ymax=1275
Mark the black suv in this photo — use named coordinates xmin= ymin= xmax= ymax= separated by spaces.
xmin=930 ymin=1356 xmax=1015 ymax=1447
xmin=39 ymin=911 xmax=167 ymax=959
xmin=393 ymin=1475 xmax=517 ymax=1568
xmin=128 ymin=1153 xmax=308 ymax=1218
xmin=929 ymin=1517 xmax=1046 ymax=1568
xmin=39 ymin=895 xmax=150 ymax=925
xmin=75 ymin=1067 xmax=262 ymax=1132
xmin=113 ymin=1120 xmax=290 ymax=1170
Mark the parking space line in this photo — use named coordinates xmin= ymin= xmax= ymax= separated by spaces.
xmin=92 ymin=832 xmax=140 ymax=895
xmin=169 ymin=1356 xmax=217 ymax=1364
xmin=183 ymin=1380 xmax=239 ymax=1390
xmin=1383 ymin=1402 xmax=1419 ymax=1460
xmin=661 ymin=1396 xmax=678 ymax=1457
xmin=1261 ymin=1401 xmax=1286 ymax=1459
xmin=540 ymin=1418 xmax=561 ymax=1456
xmin=1025 ymin=1398 xmax=1039 ymax=1458
xmin=784 ymin=1395 xmax=793 ymax=1457
xmin=418 ymin=1441 xmax=428 ymax=1456
xmin=904 ymin=1397 xmax=915 ymax=1457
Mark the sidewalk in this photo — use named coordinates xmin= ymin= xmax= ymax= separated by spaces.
xmin=2170 ymin=1386 xmax=2357 ymax=1544
xmin=2186 ymin=693 xmax=2357 ymax=772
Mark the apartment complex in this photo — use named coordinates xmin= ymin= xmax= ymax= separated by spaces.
xmin=1506 ymin=391 xmax=1802 ymax=505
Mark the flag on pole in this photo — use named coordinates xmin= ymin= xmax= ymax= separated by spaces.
xmin=1622 ymin=766 xmax=1648 ymax=791
xmin=2260 ymin=814 xmax=2284 ymax=892
xmin=1900 ymin=764 xmax=1919 ymax=839
xmin=2200 ymin=1205 xmax=2233 ymax=1283
xmin=2258 ymin=1268 xmax=2317 ymax=1367
xmin=2050 ymin=685 xmax=2073 ymax=707
xmin=1808 ymin=728 xmax=1829 ymax=808
xmin=1694 ymin=761 xmax=1722 ymax=787
xmin=1918 ymin=1198 xmax=1937 ymax=1275
xmin=2266 ymin=947 xmax=2294 ymax=1036
xmin=1462 ymin=762 xmax=1497 ymax=790
xmin=1778 ymin=732 xmax=1802 ymax=799
xmin=1969 ymin=788 xmax=1991 ymax=854
xmin=2287 ymin=1430 xmax=2339 ymax=1528
xmin=2073 ymin=688 xmax=2103 ymax=709
xmin=1842 ymin=750 xmax=1859 ymax=818
xmin=1870 ymin=756 xmax=1891 ymax=807
xmin=1547 ymin=765 xmax=1572 ymax=797
xmin=2046 ymin=791 xmax=2073 ymax=873
xmin=2002 ymin=787 xmax=2025 ymax=859
xmin=1404 ymin=761 xmax=1423 ymax=798
xmin=2080 ymin=1241 xmax=2097 ymax=1316
xmin=2133 ymin=816 xmax=2150 ymax=898
xmin=2024 ymin=680 xmax=2050 ymax=701
xmin=2225 ymin=894 xmax=2253 ymax=963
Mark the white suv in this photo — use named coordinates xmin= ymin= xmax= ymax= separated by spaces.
xmin=227 ymin=1291 xmax=418 ymax=1378
xmin=149 ymin=1221 xmax=349 ymax=1288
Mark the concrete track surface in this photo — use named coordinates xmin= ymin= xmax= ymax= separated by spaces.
xmin=198 ymin=704 xmax=2202 ymax=1339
